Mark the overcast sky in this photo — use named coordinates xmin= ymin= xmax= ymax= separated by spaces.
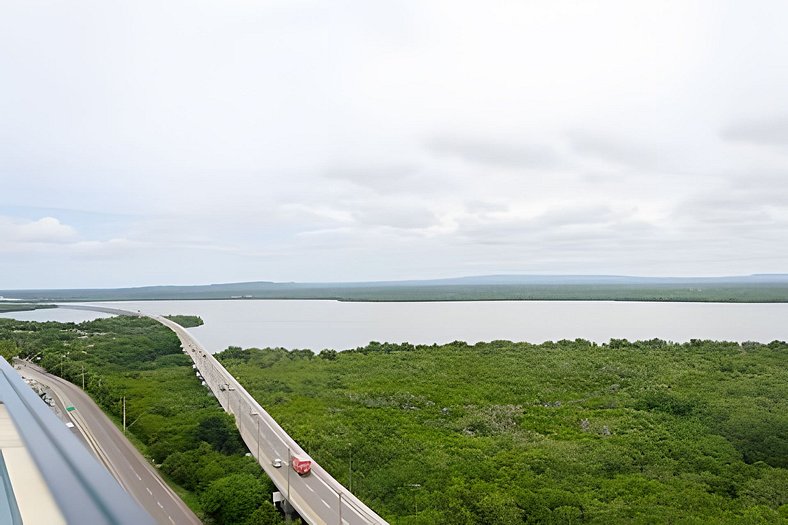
xmin=2 ymin=0 xmax=788 ymax=288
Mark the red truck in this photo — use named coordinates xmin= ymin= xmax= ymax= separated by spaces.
xmin=291 ymin=457 xmax=312 ymax=476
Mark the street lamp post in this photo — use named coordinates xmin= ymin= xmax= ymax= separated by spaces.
xmin=287 ymin=447 xmax=291 ymax=500
xmin=250 ymin=411 xmax=260 ymax=459
xmin=406 ymin=484 xmax=421 ymax=515
xmin=348 ymin=444 xmax=353 ymax=492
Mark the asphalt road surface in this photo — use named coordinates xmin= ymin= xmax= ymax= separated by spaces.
xmin=16 ymin=361 xmax=201 ymax=525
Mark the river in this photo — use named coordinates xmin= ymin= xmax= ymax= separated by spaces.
xmin=2 ymin=300 xmax=786 ymax=353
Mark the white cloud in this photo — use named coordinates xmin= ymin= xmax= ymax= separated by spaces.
xmin=0 ymin=216 xmax=77 ymax=246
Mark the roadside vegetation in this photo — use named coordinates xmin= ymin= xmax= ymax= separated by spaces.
xmin=217 ymin=339 xmax=788 ymax=524
xmin=0 ymin=316 xmax=283 ymax=525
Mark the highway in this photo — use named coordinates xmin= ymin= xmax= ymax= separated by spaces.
xmin=63 ymin=304 xmax=388 ymax=525
xmin=16 ymin=361 xmax=202 ymax=525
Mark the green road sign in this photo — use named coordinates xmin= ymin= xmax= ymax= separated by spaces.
xmin=66 ymin=406 xmax=75 ymax=412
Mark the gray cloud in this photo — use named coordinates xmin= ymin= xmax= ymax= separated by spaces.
xmin=426 ymin=136 xmax=564 ymax=170
xmin=455 ymin=205 xmax=642 ymax=246
xmin=721 ymin=116 xmax=788 ymax=147
xmin=567 ymin=131 xmax=670 ymax=171
xmin=353 ymin=206 xmax=438 ymax=230
xmin=673 ymin=197 xmax=774 ymax=226
xmin=323 ymin=165 xmax=426 ymax=194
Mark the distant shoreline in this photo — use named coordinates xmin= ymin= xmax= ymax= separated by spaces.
xmin=2 ymin=276 xmax=788 ymax=305
xmin=3 ymin=291 xmax=788 ymax=307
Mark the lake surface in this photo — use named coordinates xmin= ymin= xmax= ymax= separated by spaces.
xmin=3 ymin=300 xmax=785 ymax=354
xmin=0 ymin=308 xmax=115 ymax=324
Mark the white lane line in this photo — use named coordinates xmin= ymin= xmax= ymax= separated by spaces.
xmin=146 ymin=488 xmax=153 ymax=495
xmin=168 ymin=517 xmax=175 ymax=524
xmin=320 ymin=498 xmax=331 ymax=509
xmin=306 ymin=485 xmax=315 ymax=493
xmin=132 ymin=469 xmax=142 ymax=481
xmin=157 ymin=502 xmax=164 ymax=509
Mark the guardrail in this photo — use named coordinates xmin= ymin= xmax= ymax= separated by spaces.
xmin=0 ymin=357 xmax=155 ymax=525
xmin=60 ymin=306 xmax=387 ymax=525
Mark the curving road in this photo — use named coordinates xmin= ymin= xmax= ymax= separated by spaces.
xmin=62 ymin=304 xmax=388 ymax=525
xmin=16 ymin=361 xmax=202 ymax=525
xmin=158 ymin=314 xmax=388 ymax=525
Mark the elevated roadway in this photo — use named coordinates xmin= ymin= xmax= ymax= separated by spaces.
xmin=16 ymin=361 xmax=201 ymax=525
xmin=61 ymin=304 xmax=389 ymax=525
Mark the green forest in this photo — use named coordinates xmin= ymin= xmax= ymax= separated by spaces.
xmin=217 ymin=339 xmax=788 ymax=524
xmin=0 ymin=316 xmax=284 ymax=525
xmin=1 ymin=315 xmax=786 ymax=524
xmin=163 ymin=314 xmax=205 ymax=327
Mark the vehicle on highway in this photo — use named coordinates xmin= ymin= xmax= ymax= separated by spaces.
xmin=292 ymin=457 xmax=311 ymax=476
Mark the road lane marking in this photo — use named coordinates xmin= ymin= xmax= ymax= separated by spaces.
xmin=132 ymin=469 xmax=142 ymax=481
xmin=306 ymin=485 xmax=314 ymax=493
xmin=168 ymin=517 xmax=175 ymax=524
xmin=157 ymin=502 xmax=164 ymax=509
xmin=146 ymin=488 xmax=153 ymax=495
xmin=320 ymin=498 xmax=331 ymax=509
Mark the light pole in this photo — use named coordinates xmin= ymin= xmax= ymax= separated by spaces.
xmin=406 ymin=484 xmax=421 ymax=515
xmin=348 ymin=444 xmax=353 ymax=492
xmin=250 ymin=411 xmax=260 ymax=459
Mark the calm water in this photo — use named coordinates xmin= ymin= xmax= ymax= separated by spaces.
xmin=3 ymin=300 xmax=785 ymax=353
xmin=0 ymin=308 xmax=114 ymax=323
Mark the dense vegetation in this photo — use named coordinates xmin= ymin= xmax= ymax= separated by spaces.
xmin=164 ymin=314 xmax=205 ymax=327
xmin=217 ymin=339 xmax=788 ymax=524
xmin=3 ymin=313 xmax=786 ymax=523
xmin=0 ymin=302 xmax=56 ymax=313
xmin=0 ymin=316 xmax=283 ymax=525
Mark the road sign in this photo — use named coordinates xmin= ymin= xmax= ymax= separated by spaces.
xmin=66 ymin=406 xmax=75 ymax=412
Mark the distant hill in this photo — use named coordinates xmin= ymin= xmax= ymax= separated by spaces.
xmin=2 ymin=274 xmax=788 ymax=303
